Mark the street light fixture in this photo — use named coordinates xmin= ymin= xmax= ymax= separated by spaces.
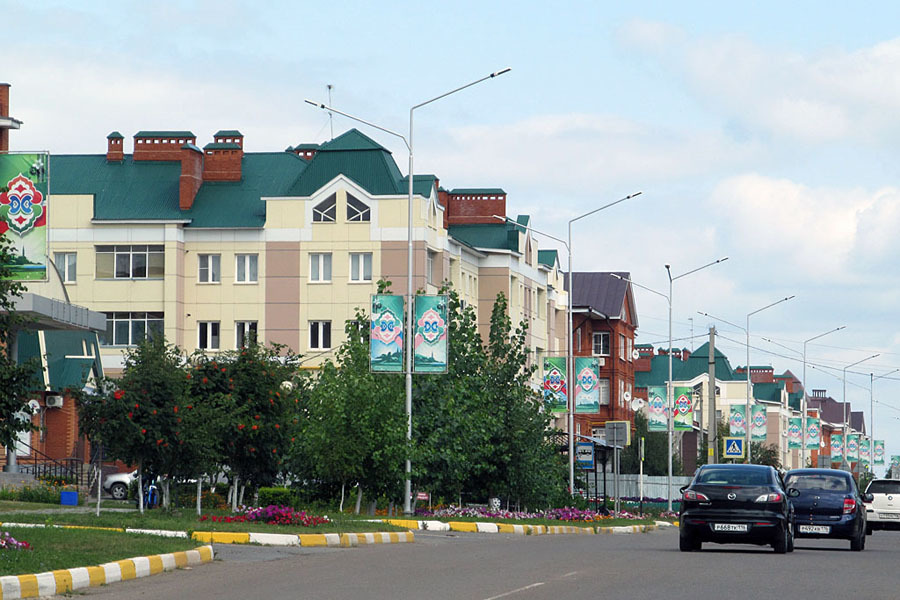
xmin=870 ymin=368 xmax=899 ymax=459
xmin=494 ymin=189 xmax=642 ymax=499
xmin=802 ymin=326 xmax=846 ymax=465
xmin=307 ymin=67 xmax=511 ymax=515
xmin=841 ymin=354 xmax=880 ymax=471
xmin=613 ymin=255 xmax=728 ymax=512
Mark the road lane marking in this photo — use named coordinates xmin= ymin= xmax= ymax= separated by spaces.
xmin=482 ymin=582 xmax=545 ymax=600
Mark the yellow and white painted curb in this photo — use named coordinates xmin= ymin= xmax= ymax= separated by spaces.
xmin=384 ymin=518 xmax=677 ymax=536
xmin=0 ymin=545 xmax=213 ymax=600
xmin=190 ymin=530 xmax=414 ymax=547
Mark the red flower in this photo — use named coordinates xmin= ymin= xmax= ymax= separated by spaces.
xmin=252 ymin=425 xmax=258 ymax=431
xmin=141 ymin=429 xmax=147 ymax=434
xmin=134 ymin=403 xmax=139 ymax=409
xmin=173 ymin=406 xmax=179 ymax=413
xmin=272 ymin=448 xmax=277 ymax=454
xmin=254 ymin=414 xmax=260 ymax=420
xmin=274 ymin=424 xmax=280 ymax=429
xmin=157 ymin=439 xmax=163 ymax=445
xmin=221 ymin=368 xmax=226 ymax=373
xmin=202 ymin=377 xmax=208 ymax=384
xmin=177 ymin=417 xmax=182 ymax=423
xmin=186 ymin=374 xmax=192 ymax=380
xmin=238 ymin=424 xmax=245 ymax=430
xmin=187 ymin=405 xmax=193 ymax=410
xmin=269 ymin=399 xmax=274 ymax=405
xmin=127 ymin=412 xmax=133 ymax=419
xmin=114 ymin=390 xmax=125 ymax=400
xmin=250 ymin=447 xmax=256 ymax=452
xmin=152 ymin=409 xmax=157 ymax=415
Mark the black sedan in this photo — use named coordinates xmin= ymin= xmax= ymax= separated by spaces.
xmin=785 ymin=468 xmax=870 ymax=551
xmin=679 ymin=464 xmax=794 ymax=553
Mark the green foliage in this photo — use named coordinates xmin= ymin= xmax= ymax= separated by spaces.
xmin=696 ymin=417 xmax=730 ymax=468
xmin=620 ymin=412 xmax=684 ymax=476
xmin=258 ymin=487 xmax=297 ymax=508
xmin=751 ymin=442 xmax=782 ymax=469
xmin=0 ymin=482 xmax=78 ymax=504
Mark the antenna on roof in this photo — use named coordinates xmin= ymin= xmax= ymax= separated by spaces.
xmin=327 ymin=84 xmax=334 ymax=140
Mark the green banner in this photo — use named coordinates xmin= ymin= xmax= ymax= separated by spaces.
xmin=831 ymin=434 xmax=844 ymax=463
xmin=751 ymin=405 xmax=767 ymax=442
xmin=413 ymin=295 xmax=448 ymax=374
xmin=1 ymin=153 xmax=49 ymax=281
xmin=788 ymin=417 xmax=802 ymax=449
xmin=891 ymin=455 xmax=900 ymax=470
xmin=805 ymin=417 xmax=820 ymax=450
xmin=860 ymin=438 xmax=871 ymax=469
xmin=646 ymin=386 xmax=667 ymax=432
xmin=874 ymin=440 xmax=885 ymax=466
xmin=543 ymin=357 xmax=567 ymax=414
xmin=729 ymin=405 xmax=746 ymax=437
xmin=846 ymin=433 xmax=859 ymax=461
xmin=370 ymin=294 xmax=404 ymax=372
xmin=574 ymin=357 xmax=600 ymax=414
xmin=673 ymin=386 xmax=693 ymax=431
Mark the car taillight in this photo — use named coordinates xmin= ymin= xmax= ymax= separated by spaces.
xmin=843 ymin=498 xmax=857 ymax=514
xmin=683 ymin=490 xmax=709 ymax=501
xmin=754 ymin=492 xmax=783 ymax=503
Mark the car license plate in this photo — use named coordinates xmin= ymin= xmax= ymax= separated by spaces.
xmin=713 ymin=523 xmax=748 ymax=532
xmin=879 ymin=513 xmax=900 ymax=520
xmin=798 ymin=525 xmax=830 ymax=534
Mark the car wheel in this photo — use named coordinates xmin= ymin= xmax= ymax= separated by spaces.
xmin=110 ymin=482 xmax=128 ymax=500
xmin=787 ymin=523 xmax=794 ymax=553
xmin=773 ymin=524 xmax=788 ymax=554
xmin=679 ymin=534 xmax=700 ymax=552
xmin=850 ymin=528 xmax=864 ymax=552
xmin=866 ymin=524 xmax=873 ymax=536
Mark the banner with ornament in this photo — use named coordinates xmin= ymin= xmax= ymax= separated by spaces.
xmin=860 ymin=438 xmax=871 ymax=470
xmin=370 ymin=294 xmax=404 ymax=372
xmin=751 ymin=405 xmax=768 ymax=442
xmin=543 ymin=357 xmax=567 ymax=414
xmin=729 ymin=405 xmax=747 ymax=438
xmin=413 ymin=295 xmax=448 ymax=374
xmin=574 ymin=357 xmax=601 ymax=414
xmin=874 ymin=440 xmax=885 ymax=466
xmin=831 ymin=434 xmax=843 ymax=463
xmin=0 ymin=153 xmax=49 ymax=281
xmin=646 ymin=386 xmax=668 ymax=432
xmin=673 ymin=386 xmax=694 ymax=431
xmin=805 ymin=417 xmax=820 ymax=450
xmin=787 ymin=417 xmax=802 ymax=450
xmin=846 ymin=433 xmax=859 ymax=461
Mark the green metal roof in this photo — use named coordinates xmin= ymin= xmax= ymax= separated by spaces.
xmin=449 ymin=188 xmax=505 ymax=195
xmin=635 ymin=342 xmax=740 ymax=388
xmin=292 ymin=143 xmax=320 ymax=150
xmin=788 ymin=391 xmax=804 ymax=411
xmin=17 ymin=330 xmax=103 ymax=392
xmin=752 ymin=381 xmax=785 ymax=403
xmin=537 ymin=249 xmax=558 ymax=268
xmin=134 ymin=131 xmax=195 ymax=138
xmin=107 ymin=131 xmax=123 ymax=139
xmin=203 ymin=142 xmax=241 ymax=150
xmin=214 ymin=130 xmax=243 ymax=137
xmin=449 ymin=223 xmax=520 ymax=252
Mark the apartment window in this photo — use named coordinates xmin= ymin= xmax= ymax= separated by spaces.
xmin=235 ymin=321 xmax=258 ymax=348
xmin=309 ymin=320 xmax=331 ymax=350
xmin=619 ymin=333 xmax=626 ymax=361
xmin=346 ymin=194 xmax=370 ymax=222
xmin=598 ymin=378 xmax=610 ymax=406
xmin=198 ymin=321 xmax=220 ymax=350
xmin=54 ymin=252 xmax=76 ymax=283
xmin=618 ymin=379 xmax=625 ymax=407
xmin=101 ymin=312 xmax=164 ymax=346
xmin=198 ymin=254 xmax=221 ymax=283
xmin=627 ymin=337 xmax=633 ymax=362
xmin=426 ymin=251 xmax=436 ymax=285
xmin=96 ymin=245 xmax=164 ymax=279
xmin=313 ymin=194 xmax=336 ymax=222
xmin=235 ymin=254 xmax=258 ymax=283
xmin=349 ymin=252 xmax=372 ymax=282
xmin=593 ymin=332 xmax=610 ymax=356
xmin=309 ymin=253 xmax=332 ymax=282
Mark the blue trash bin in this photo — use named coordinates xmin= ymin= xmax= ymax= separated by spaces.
xmin=60 ymin=491 xmax=78 ymax=506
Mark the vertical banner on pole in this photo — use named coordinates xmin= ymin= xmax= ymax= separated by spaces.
xmin=574 ymin=357 xmax=600 ymax=414
xmin=543 ymin=357 xmax=567 ymax=414
xmin=846 ymin=434 xmax=859 ymax=462
xmin=673 ymin=386 xmax=693 ymax=431
xmin=891 ymin=455 xmax=900 ymax=471
xmin=860 ymin=438 xmax=871 ymax=470
xmin=729 ymin=405 xmax=747 ymax=437
xmin=370 ymin=294 xmax=404 ymax=372
xmin=804 ymin=417 xmax=820 ymax=450
xmin=646 ymin=386 xmax=667 ymax=432
xmin=413 ymin=295 xmax=448 ymax=374
xmin=0 ymin=152 xmax=49 ymax=281
xmin=787 ymin=417 xmax=802 ymax=450
xmin=751 ymin=405 xmax=768 ymax=442
xmin=831 ymin=434 xmax=844 ymax=463
xmin=874 ymin=440 xmax=885 ymax=466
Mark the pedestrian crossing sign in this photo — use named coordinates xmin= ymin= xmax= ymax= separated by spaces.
xmin=724 ymin=437 xmax=745 ymax=459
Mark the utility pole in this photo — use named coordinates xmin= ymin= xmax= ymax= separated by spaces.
xmin=708 ymin=326 xmax=718 ymax=464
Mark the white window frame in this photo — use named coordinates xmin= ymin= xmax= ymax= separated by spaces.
xmin=102 ymin=312 xmax=164 ymax=347
xmin=198 ymin=254 xmax=221 ymax=284
xmin=349 ymin=252 xmax=372 ymax=283
xmin=313 ymin=194 xmax=337 ymax=222
xmin=619 ymin=333 xmax=626 ymax=361
xmin=627 ymin=337 xmax=633 ymax=362
xmin=346 ymin=193 xmax=370 ymax=222
xmin=96 ymin=245 xmax=164 ymax=280
xmin=598 ymin=378 xmax=610 ymax=406
xmin=309 ymin=320 xmax=332 ymax=350
xmin=235 ymin=320 xmax=258 ymax=348
xmin=54 ymin=252 xmax=77 ymax=283
xmin=592 ymin=332 xmax=610 ymax=357
xmin=198 ymin=321 xmax=220 ymax=350
xmin=426 ymin=251 xmax=436 ymax=285
xmin=309 ymin=253 xmax=332 ymax=283
xmin=235 ymin=254 xmax=258 ymax=284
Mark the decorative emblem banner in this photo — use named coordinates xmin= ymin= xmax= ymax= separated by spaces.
xmin=673 ymin=386 xmax=693 ymax=431
xmin=860 ymin=438 xmax=871 ymax=469
xmin=729 ymin=405 xmax=747 ymax=437
xmin=846 ymin=433 xmax=859 ymax=461
xmin=370 ymin=294 xmax=404 ymax=372
xmin=831 ymin=434 xmax=844 ymax=463
xmin=751 ymin=405 xmax=767 ymax=442
xmin=787 ymin=417 xmax=802 ymax=450
xmin=543 ymin=357 xmax=567 ymax=414
xmin=874 ymin=440 xmax=885 ymax=466
xmin=646 ymin=386 xmax=667 ymax=432
xmin=574 ymin=357 xmax=600 ymax=414
xmin=413 ymin=295 xmax=448 ymax=373
xmin=805 ymin=417 xmax=820 ymax=450
xmin=0 ymin=153 xmax=49 ymax=281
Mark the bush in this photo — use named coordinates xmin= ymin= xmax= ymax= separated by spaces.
xmin=258 ymin=487 xmax=296 ymax=508
xmin=0 ymin=482 xmax=79 ymax=504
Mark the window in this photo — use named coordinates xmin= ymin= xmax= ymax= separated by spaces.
xmin=619 ymin=333 xmax=626 ymax=361
xmin=618 ymin=379 xmax=625 ymax=407
xmin=54 ymin=252 xmax=76 ymax=283
xmin=349 ymin=252 xmax=372 ymax=282
xmin=235 ymin=254 xmax=258 ymax=283
xmin=346 ymin=193 xmax=370 ymax=222
xmin=101 ymin=312 xmax=164 ymax=346
xmin=598 ymin=378 xmax=610 ymax=406
xmin=309 ymin=320 xmax=331 ymax=350
xmin=426 ymin=251 xmax=436 ymax=285
xmin=313 ymin=194 xmax=336 ymax=222
xmin=235 ymin=321 xmax=258 ymax=348
xmin=198 ymin=254 xmax=221 ymax=283
xmin=96 ymin=245 xmax=164 ymax=279
xmin=309 ymin=253 xmax=332 ymax=282
xmin=593 ymin=332 xmax=610 ymax=356
xmin=198 ymin=321 xmax=220 ymax=350
xmin=627 ymin=337 xmax=633 ymax=362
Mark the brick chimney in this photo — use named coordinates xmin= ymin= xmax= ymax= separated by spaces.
xmin=134 ymin=131 xmax=196 ymax=161
xmin=179 ymin=144 xmax=203 ymax=210
xmin=290 ymin=143 xmax=318 ymax=160
xmin=106 ymin=131 xmax=124 ymax=162
xmin=445 ymin=188 xmax=507 ymax=225
xmin=0 ymin=83 xmax=23 ymax=153
xmin=202 ymin=130 xmax=243 ymax=181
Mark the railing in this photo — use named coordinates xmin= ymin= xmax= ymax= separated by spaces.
xmin=15 ymin=443 xmax=87 ymax=486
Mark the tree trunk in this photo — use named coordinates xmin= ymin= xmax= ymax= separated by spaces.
xmin=138 ymin=464 xmax=144 ymax=514
xmin=339 ymin=481 xmax=346 ymax=513
xmin=354 ymin=485 xmax=363 ymax=515
xmin=231 ymin=476 xmax=239 ymax=512
xmin=238 ymin=484 xmax=246 ymax=507
xmin=368 ymin=500 xmax=377 ymax=516
xmin=388 ymin=500 xmax=394 ymax=517
xmin=162 ymin=479 xmax=170 ymax=509
xmin=196 ymin=478 xmax=202 ymax=516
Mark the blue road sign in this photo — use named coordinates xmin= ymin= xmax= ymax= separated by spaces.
xmin=723 ymin=436 xmax=745 ymax=459
xmin=576 ymin=442 xmax=594 ymax=469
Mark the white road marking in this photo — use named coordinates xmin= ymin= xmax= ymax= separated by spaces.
xmin=483 ymin=582 xmax=545 ymax=600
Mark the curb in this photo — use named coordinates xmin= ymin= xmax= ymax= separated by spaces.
xmin=384 ymin=518 xmax=676 ymax=536
xmin=190 ymin=531 xmax=415 ymax=547
xmin=0 ymin=545 xmax=213 ymax=599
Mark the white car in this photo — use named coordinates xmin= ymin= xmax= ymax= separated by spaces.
xmin=864 ymin=479 xmax=900 ymax=533
xmin=103 ymin=470 xmax=137 ymax=500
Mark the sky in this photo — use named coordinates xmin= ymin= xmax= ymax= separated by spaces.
xmin=4 ymin=0 xmax=900 ymax=469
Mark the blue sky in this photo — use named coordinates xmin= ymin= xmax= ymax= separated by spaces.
xmin=6 ymin=0 xmax=900 ymax=466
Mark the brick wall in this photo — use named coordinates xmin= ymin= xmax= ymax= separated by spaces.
xmin=446 ymin=192 xmax=506 ymax=225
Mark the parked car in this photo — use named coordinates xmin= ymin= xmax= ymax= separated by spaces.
xmin=784 ymin=468 xmax=869 ymax=551
xmin=864 ymin=478 xmax=900 ymax=534
xmin=679 ymin=463 xmax=794 ymax=553
xmin=103 ymin=470 xmax=137 ymax=500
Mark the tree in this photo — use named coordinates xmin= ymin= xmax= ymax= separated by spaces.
xmin=750 ymin=442 xmax=782 ymax=469
xmin=620 ymin=412 xmax=684 ymax=476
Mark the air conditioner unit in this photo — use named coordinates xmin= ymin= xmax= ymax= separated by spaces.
xmin=45 ymin=395 xmax=64 ymax=409
xmin=597 ymin=358 xmax=605 ymax=367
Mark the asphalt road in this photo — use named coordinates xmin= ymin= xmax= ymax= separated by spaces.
xmin=65 ymin=527 xmax=900 ymax=600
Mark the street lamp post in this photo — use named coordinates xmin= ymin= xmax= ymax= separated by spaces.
xmin=614 ymin=256 xmax=728 ymax=512
xmin=306 ymin=67 xmax=511 ymax=515
xmin=870 ymin=368 xmax=899 ymax=461
xmin=802 ymin=326 xmax=846 ymax=466
xmin=841 ymin=354 xmax=880 ymax=471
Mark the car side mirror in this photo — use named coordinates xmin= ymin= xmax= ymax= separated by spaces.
xmin=863 ymin=493 xmax=874 ymax=503
xmin=787 ymin=488 xmax=800 ymax=498
xmin=679 ymin=486 xmax=688 ymax=494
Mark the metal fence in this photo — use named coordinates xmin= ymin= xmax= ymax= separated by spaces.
xmin=583 ymin=474 xmax=693 ymax=501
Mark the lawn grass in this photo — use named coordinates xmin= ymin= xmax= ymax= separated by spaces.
xmin=0 ymin=501 xmax=88 ymax=512
xmin=0 ymin=526 xmax=203 ymax=576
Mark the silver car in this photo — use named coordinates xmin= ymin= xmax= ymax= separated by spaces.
xmin=103 ymin=470 xmax=137 ymax=500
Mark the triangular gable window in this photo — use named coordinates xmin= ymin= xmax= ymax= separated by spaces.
xmin=313 ymin=194 xmax=337 ymax=222
xmin=346 ymin=193 xmax=370 ymax=222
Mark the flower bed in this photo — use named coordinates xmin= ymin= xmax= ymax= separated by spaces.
xmin=0 ymin=531 xmax=31 ymax=551
xmin=198 ymin=505 xmax=330 ymax=527
xmin=415 ymin=505 xmax=649 ymax=522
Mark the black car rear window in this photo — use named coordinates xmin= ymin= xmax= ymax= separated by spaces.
xmin=695 ymin=468 xmax=770 ymax=486
xmin=867 ymin=481 xmax=900 ymax=494
xmin=785 ymin=474 xmax=848 ymax=492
